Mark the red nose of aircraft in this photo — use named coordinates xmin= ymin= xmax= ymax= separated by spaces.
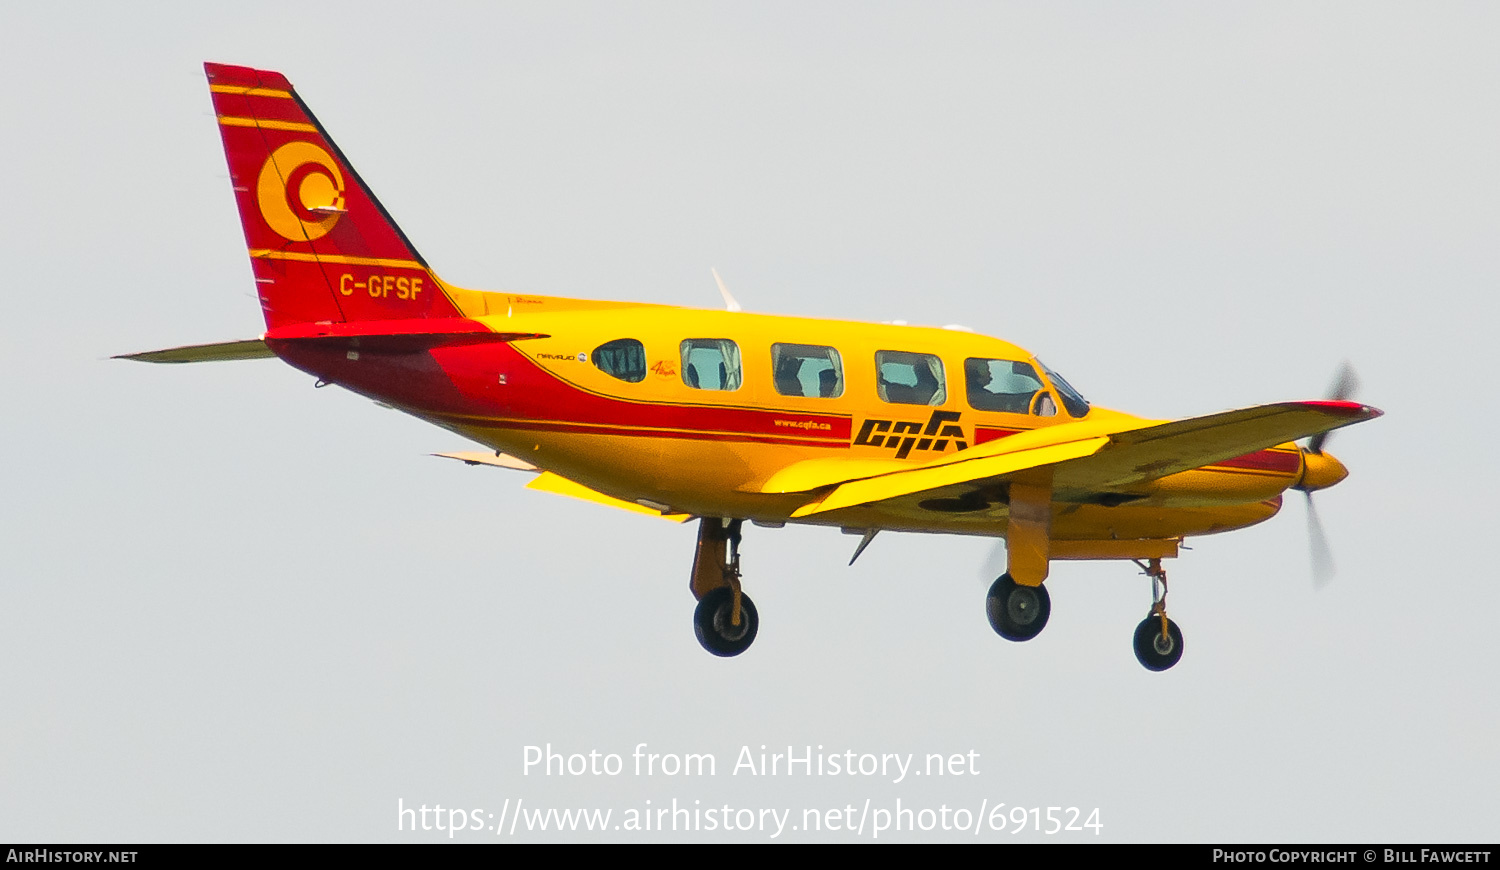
xmin=1294 ymin=449 xmax=1349 ymax=492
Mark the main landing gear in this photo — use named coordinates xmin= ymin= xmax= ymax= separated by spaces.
xmin=1131 ymin=558 xmax=1183 ymax=671
xmin=986 ymin=574 xmax=1051 ymax=641
xmin=690 ymin=518 xmax=758 ymax=657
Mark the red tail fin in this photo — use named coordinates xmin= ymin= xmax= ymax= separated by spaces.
xmin=206 ymin=62 xmax=463 ymax=328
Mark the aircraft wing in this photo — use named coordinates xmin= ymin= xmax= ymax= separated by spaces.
xmin=434 ymin=452 xmax=691 ymax=522
xmin=525 ymin=472 xmax=692 ymax=522
xmin=791 ymin=400 xmax=1380 ymax=517
xmin=1053 ymin=400 xmax=1376 ymax=491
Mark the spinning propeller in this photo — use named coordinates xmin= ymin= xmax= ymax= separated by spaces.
xmin=1294 ymin=362 xmax=1360 ymax=588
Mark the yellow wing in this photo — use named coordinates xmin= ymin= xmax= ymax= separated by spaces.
xmin=791 ymin=400 xmax=1380 ymax=517
xmin=525 ymin=473 xmax=691 ymax=522
xmin=433 ymin=452 xmax=691 ymax=522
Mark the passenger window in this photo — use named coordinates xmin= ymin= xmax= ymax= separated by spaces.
xmin=964 ymin=358 xmax=1045 ymax=414
xmin=875 ymin=351 xmax=946 ymax=405
xmin=680 ymin=339 xmax=742 ymax=391
xmin=591 ymin=338 xmax=646 ymax=383
xmin=771 ymin=344 xmax=844 ymax=398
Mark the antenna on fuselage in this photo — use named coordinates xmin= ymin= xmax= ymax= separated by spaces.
xmin=711 ymin=268 xmax=743 ymax=312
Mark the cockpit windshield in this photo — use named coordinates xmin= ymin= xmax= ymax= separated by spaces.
xmin=1037 ymin=360 xmax=1090 ymax=418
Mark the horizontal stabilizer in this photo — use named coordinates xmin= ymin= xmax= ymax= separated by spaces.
xmin=121 ymin=321 xmax=547 ymax=364
xmin=115 ymin=339 xmax=274 ymax=363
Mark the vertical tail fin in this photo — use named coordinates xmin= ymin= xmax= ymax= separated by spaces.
xmin=206 ymin=62 xmax=464 ymax=328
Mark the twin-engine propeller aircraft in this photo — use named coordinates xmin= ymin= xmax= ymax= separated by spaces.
xmin=122 ymin=63 xmax=1382 ymax=671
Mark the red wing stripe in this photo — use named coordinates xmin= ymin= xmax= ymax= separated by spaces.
xmin=1212 ymin=449 xmax=1301 ymax=474
xmin=1300 ymin=400 xmax=1381 ymax=418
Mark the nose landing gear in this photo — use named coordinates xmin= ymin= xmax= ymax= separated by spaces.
xmin=1131 ymin=558 xmax=1184 ymax=671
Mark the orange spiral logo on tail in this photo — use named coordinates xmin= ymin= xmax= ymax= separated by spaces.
xmin=257 ymin=142 xmax=346 ymax=242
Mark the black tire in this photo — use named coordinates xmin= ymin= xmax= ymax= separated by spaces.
xmin=986 ymin=574 xmax=1051 ymax=641
xmin=694 ymin=587 xmax=758 ymax=657
xmin=1133 ymin=615 xmax=1184 ymax=671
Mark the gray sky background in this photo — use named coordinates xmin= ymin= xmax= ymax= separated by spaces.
xmin=2 ymin=2 xmax=1496 ymax=842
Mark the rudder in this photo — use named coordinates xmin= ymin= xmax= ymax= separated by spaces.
xmin=206 ymin=62 xmax=463 ymax=328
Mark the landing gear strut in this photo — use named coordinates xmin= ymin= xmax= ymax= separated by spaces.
xmin=691 ymin=519 xmax=758 ymax=657
xmin=987 ymin=467 xmax=1054 ymax=642
xmin=986 ymin=573 xmax=1051 ymax=641
xmin=1131 ymin=558 xmax=1184 ymax=671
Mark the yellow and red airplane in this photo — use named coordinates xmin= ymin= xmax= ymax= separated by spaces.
xmin=122 ymin=63 xmax=1381 ymax=670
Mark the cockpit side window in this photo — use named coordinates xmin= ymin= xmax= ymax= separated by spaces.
xmin=591 ymin=338 xmax=646 ymax=383
xmin=772 ymin=344 xmax=844 ymax=398
xmin=680 ymin=339 xmax=743 ymax=391
xmin=964 ymin=358 xmax=1045 ymax=414
xmin=875 ymin=351 xmax=946 ymax=406
xmin=1038 ymin=360 xmax=1091 ymax=418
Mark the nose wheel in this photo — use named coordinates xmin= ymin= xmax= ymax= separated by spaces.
xmin=1133 ymin=613 xmax=1183 ymax=671
xmin=1131 ymin=558 xmax=1184 ymax=671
